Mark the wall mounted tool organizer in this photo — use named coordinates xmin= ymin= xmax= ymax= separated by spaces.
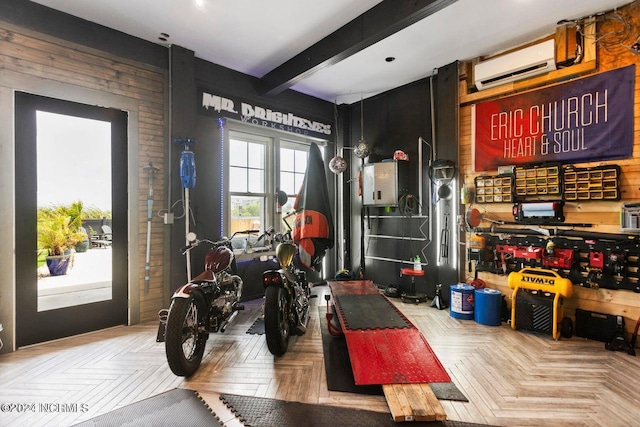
xmin=471 ymin=233 xmax=640 ymax=293
xmin=469 ymin=161 xmax=631 ymax=292
xmin=472 ymin=161 xmax=621 ymax=205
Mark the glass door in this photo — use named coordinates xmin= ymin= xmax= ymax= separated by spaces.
xmin=15 ymin=92 xmax=128 ymax=347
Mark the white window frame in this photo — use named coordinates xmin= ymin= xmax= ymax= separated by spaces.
xmin=222 ymin=121 xmax=326 ymax=238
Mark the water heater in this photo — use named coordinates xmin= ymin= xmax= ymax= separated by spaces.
xmin=362 ymin=161 xmax=409 ymax=207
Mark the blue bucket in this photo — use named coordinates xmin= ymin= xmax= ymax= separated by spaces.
xmin=450 ymin=284 xmax=475 ymax=320
xmin=474 ymin=288 xmax=502 ymax=326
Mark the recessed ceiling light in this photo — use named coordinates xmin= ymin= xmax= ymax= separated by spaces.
xmin=385 ymin=57 xmax=396 ymax=62
xmin=194 ymin=0 xmax=205 ymax=10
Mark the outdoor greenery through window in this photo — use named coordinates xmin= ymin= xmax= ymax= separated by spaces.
xmin=35 ymin=110 xmax=113 ymax=311
xmin=229 ymin=134 xmax=266 ymax=235
xmin=227 ymin=126 xmax=323 ymax=240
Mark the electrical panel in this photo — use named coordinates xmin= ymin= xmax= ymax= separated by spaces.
xmin=362 ymin=161 xmax=409 ymax=207
xmin=621 ymin=202 xmax=640 ymax=232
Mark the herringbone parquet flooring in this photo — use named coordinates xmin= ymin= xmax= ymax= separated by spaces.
xmin=1 ymin=286 xmax=639 ymax=426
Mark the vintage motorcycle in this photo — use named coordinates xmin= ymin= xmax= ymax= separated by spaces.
xmin=164 ymin=229 xmax=261 ymax=376
xmin=262 ymin=212 xmax=311 ymax=357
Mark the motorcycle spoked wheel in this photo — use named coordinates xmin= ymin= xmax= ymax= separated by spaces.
xmin=264 ymin=285 xmax=290 ymax=357
xmin=165 ymin=293 xmax=207 ymax=376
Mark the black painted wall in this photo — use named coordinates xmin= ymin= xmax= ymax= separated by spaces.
xmin=346 ymin=62 xmax=460 ymax=304
xmin=168 ymin=54 xmax=338 ymax=290
xmin=431 ymin=61 xmax=461 ymax=303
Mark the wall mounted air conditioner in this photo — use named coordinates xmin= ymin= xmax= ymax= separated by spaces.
xmin=474 ymin=39 xmax=556 ymax=91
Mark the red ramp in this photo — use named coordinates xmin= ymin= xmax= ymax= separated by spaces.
xmin=328 ymin=280 xmax=450 ymax=385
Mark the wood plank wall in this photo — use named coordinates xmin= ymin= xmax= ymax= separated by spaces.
xmin=0 ymin=21 xmax=167 ymax=323
xmin=458 ymin=1 xmax=640 ymax=335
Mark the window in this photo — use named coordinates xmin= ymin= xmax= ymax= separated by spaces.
xmin=279 ymin=142 xmax=309 ymax=228
xmin=226 ymin=124 xmax=324 ymax=238
xmin=229 ymin=133 xmax=267 ymax=236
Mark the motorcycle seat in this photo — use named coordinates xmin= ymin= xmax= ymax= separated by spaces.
xmin=192 ymin=270 xmax=214 ymax=282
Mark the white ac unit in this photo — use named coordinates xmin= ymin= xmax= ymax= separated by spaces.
xmin=474 ymin=39 xmax=556 ymax=91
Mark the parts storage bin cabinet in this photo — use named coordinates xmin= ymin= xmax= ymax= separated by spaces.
xmin=474 ymin=174 xmax=513 ymax=203
xmin=514 ymin=163 xmax=561 ymax=200
xmin=563 ymin=165 xmax=620 ymax=201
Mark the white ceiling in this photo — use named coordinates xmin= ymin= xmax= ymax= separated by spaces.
xmin=31 ymin=0 xmax=633 ymax=104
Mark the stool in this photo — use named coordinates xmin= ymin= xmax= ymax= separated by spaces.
xmin=400 ymin=268 xmax=428 ymax=304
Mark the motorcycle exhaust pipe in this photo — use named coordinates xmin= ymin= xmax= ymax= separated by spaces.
xmin=231 ymin=275 xmax=244 ymax=301
xmin=220 ymin=304 xmax=245 ymax=333
xmin=220 ymin=312 xmax=237 ymax=333
xmin=295 ymin=307 xmax=310 ymax=335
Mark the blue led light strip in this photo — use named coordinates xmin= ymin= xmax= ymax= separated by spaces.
xmin=218 ymin=118 xmax=225 ymax=235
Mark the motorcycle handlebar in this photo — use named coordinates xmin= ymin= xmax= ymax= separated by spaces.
xmin=181 ymin=225 xmax=280 ymax=256
xmin=282 ymin=210 xmax=299 ymax=232
xmin=257 ymin=226 xmax=275 ymax=242
xmin=283 ymin=210 xmax=298 ymax=220
xmin=180 ymin=237 xmax=230 ymax=255
xmin=180 ymin=242 xmax=196 ymax=255
xmin=232 ymin=229 xmax=260 ymax=237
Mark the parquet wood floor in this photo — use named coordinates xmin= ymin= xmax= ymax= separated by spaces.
xmin=1 ymin=286 xmax=639 ymax=426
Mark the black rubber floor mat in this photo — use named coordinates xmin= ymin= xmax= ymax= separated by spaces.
xmin=73 ymin=388 xmax=223 ymax=427
xmin=247 ymin=317 xmax=265 ymax=335
xmin=319 ymin=306 xmax=383 ymax=396
xmin=318 ymin=307 xmax=468 ymax=402
xmin=334 ymin=293 xmax=412 ymax=330
xmin=429 ymin=382 xmax=468 ymax=402
xmin=220 ymin=393 xmax=494 ymax=427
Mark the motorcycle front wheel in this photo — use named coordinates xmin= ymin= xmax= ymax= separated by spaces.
xmin=264 ymin=285 xmax=290 ymax=356
xmin=165 ymin=294 xmax=207 ymax=376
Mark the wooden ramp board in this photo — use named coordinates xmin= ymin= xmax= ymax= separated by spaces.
xmin=383 ymin=383 xmax=447 ymax=422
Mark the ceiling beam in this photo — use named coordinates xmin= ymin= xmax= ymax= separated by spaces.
xmin=258 ymin=0 xmax=458 ymax=97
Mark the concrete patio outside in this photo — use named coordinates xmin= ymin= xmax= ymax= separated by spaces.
xmin=38 ymin=247 xmax=112 ymax=311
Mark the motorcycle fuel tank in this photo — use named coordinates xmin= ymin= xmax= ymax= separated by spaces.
xmin=276 ymin=243 xmax=296 ymax=268
xmin=204 ymin=246 xmax=233 ymax=273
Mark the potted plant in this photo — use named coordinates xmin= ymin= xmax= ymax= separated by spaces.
xmin=74 ymin=227 xmax=90 ymax=253
xmin=61 ymin=201 xmax=90 ymax=253
xmin=37 ymin=214 xmax=85 ymax=276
